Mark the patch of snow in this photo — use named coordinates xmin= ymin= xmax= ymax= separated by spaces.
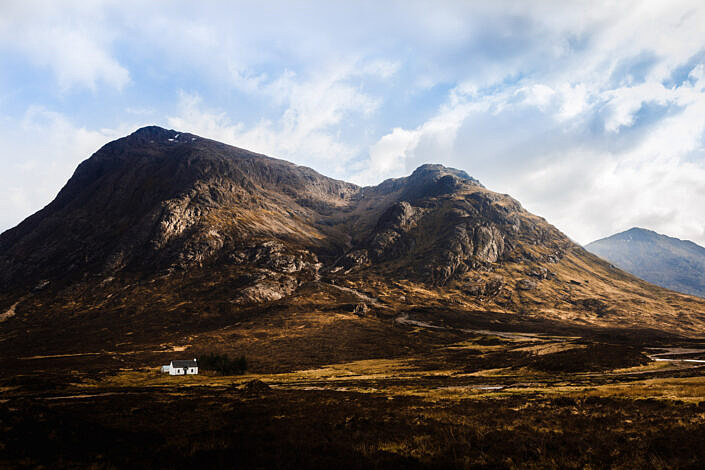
xmin=174 ymin=134 xmax=180 ymax=139
xmin=167 ymin=138 xmax=174 ymax=142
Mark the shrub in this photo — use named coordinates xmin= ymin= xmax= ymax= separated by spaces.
xmin=199 ymin=353 xmax=248 ymax=375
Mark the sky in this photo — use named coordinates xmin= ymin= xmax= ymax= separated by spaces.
xmin=2 ymin=1 xmax=705 ymax=245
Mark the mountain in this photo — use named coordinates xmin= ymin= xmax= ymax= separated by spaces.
xmin=2 ymin=126 xmax=705 ymax=366
xmin=586 ymin=227 xmax=705 ymax=298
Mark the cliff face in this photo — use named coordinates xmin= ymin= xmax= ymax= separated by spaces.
xmin=2 ymin=126 xmax=705 ymax=342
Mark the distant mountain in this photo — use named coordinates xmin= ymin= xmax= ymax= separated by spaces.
xmin=586 ymin=227 xmax=705 ymax=298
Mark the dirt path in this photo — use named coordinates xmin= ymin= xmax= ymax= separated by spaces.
xmin=459 ymin=329 xmax=541 ymax=341
xmin=646 ymin=348 xmax=705 ymax=364
xmin=394 ymin=313 xmax=552 ymax=341
xmin=322 ymin=282 xmax=383 ymax=306
xmin=647 ymin=347 xmax=705 ymax=356
xmin=394 ymin=313 xmax=445 ymax=329
xmin=646 ymin=347 xmax=705 ymax=363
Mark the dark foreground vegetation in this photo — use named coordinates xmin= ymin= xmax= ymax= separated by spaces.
xmin=1 ymin=386 xmax=705 ymax=469
xmin=2 ymin=314 xmax=704 ymax=469
xmin=198 ymin=353 xmax=248 ymax=375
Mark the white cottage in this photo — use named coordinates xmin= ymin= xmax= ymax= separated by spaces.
xmin=161 ymin=358 xmax=199 ymax=375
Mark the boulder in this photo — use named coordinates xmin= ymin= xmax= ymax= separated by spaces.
xmin=516 ymin=278 xmax=537 ymax=291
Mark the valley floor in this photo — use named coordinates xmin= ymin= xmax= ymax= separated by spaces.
xmin=3 ymin=322 xmax=705 ymax=469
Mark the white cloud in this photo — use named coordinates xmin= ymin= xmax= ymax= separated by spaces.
xmin=0 ymin=107 xmax=137 ymax=231
xmin=557 ymin=83 xmax=589 ymax=119
xmin=167 ymin=59 xmax=386 ymax=178
xmin=0 ymin=0 xmax=129 ymax=91
xmin=166 ymin=86 xmax=359 ymax=178
xmin=362 ymin=127 xmax=419 ymax=178
xmin=25 ymin=28 xmax=129 ymax=91
xmin=519 ymin=84 xmax=556 ymax=111
xmin=602 ymin=82 xmax=670 ymax=132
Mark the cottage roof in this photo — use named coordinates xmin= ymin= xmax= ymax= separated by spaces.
xmin=171 ymin=359 xmax=197 ymax=368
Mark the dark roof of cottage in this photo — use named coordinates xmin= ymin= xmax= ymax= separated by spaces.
xmin=171 ymin=359 xmax=197 ymax=368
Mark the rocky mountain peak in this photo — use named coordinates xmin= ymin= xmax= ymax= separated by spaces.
xmin=408 ymin=163 xmax=482 ymax=187
xmin=129 ymin=125 xmax=185 ymax=142
xmin=381 ymin=163 xmax=484 ymax=201
xmin=93 ymin=126 xmax=204 ymax=162
xmin=612 ymin=227 xmax=659 ymax=242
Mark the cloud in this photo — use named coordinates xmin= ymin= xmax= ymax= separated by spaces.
xmin=27 ymin=29 xmax=130 ymax=91
xmin=0 ymin=107 xmax=137 ymax=231
xmin=0 ymin=0 xmax=130 ymax=91
xmin=359 ymin=55 xmax=705 ymax=243
xmin=167 ymin=58 xmax=388 ymax=178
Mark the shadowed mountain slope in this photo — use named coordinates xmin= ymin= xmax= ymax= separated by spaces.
xmin=586 ymin=227 xmax=705 ymax=298
xmin=2 ymin=127 xmax=705 ymax=364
